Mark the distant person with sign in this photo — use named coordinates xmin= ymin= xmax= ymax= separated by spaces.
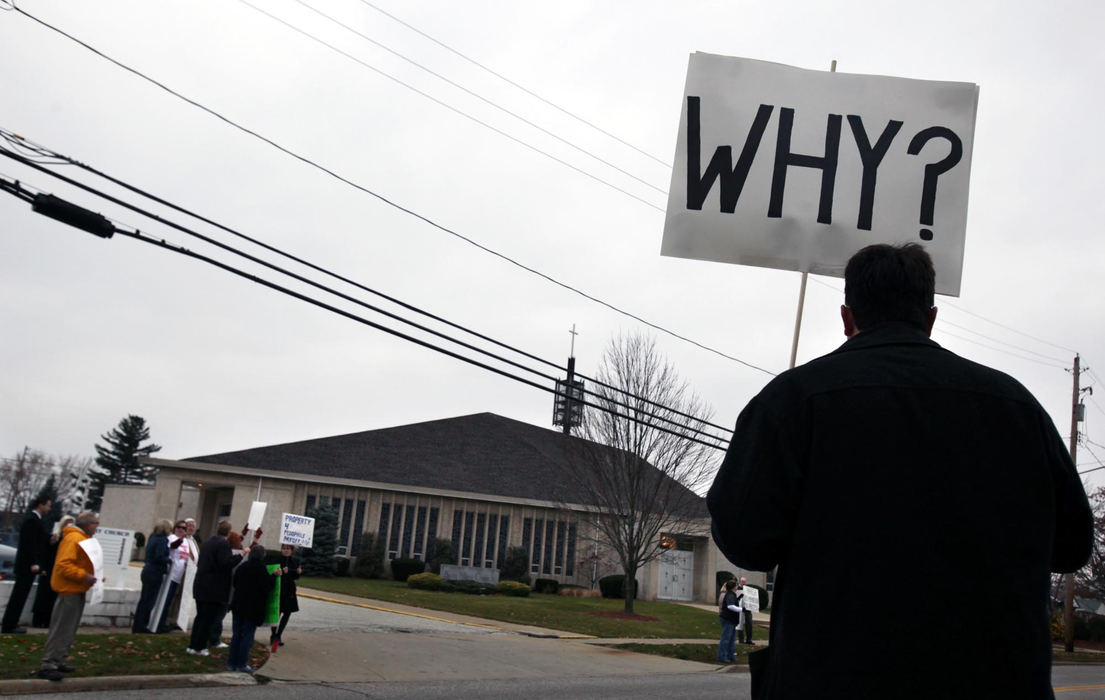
xmin=227 ymin=544 xmax=281 ymax=673
xmin=270 ymin=544 xmax=301 ymax=649
xmin=132 ymin=519 xmax=175 ymax=633
xmin=36 ymin=511 xmax=99 ymax=682
xmin=708 ymin=243 xmax=1093 ymax=699
xmin=738 ymin=577 xmax=755 ymax=645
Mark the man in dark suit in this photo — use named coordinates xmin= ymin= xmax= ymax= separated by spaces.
xmin=186 ymin=520 xmax=245 ymax=655
xmin=2 ymin=496 xmax=52 ymax=633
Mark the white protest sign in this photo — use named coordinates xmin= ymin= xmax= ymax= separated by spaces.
xmin=279 ymin=513 xmax=315 ymax=548
xmin=742 ymin=585 xmax=760 ymax=613
xmin=93 ymin=527 xmax=134 ymax=589
xmin=78 ymin=537 xmax=104 ymax=605
xmin=662 ymin=53 xmax=979 ymax=296
xmin=246 ymin=501 xmax=267 ymax=533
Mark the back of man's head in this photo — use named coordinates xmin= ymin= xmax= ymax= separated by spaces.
xmin=216 ymin=520 xmax=232 ymax=537
xmin=844 ymin=243 xmax=935 ymax=330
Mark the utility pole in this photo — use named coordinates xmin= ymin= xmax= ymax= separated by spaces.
xmin=1064 ymin=353 xmax=1084 ymax=652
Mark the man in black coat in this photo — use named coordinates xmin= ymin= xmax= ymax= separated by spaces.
xmin=186 ymin=520 xmax=244 ymax=655
xmin=2 ymin=496 xmax=52 ymax=634
xmin=708 ymin=243 xmax=1093 ymax=699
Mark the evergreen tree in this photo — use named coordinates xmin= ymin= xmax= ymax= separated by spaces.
xmin=89 ymin=415 xmax=161 ymax=510
xmin=352 ymin=532 xmax=386 ymax=579
xmin=427 ymin=538 xmax=456 ymax=574
xmin=499 ymin=546 xmax=530 ymax=583
xmin=300 ymin=503 xmax=338 ymax=577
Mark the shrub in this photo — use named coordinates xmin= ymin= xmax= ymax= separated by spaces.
xmin=427 ymin=539 xmax=455 ymax=574
xmin=499 ymin=546 xmax=529 ymax=582
xmin=335 ymin=556 xmax=351 ymax=577
xmin=390 ymin=557 xmax=426 ymax=582
xmin=497 ymin=580 xmax=531 ymax=597
xmin=715 ymin=570 xmax=735 ymax=589
xmin=440 ymin=579 xmax=497 ymax=595
xmin=533 ymin=578 xmax=559 ymax=594
xmin=407 ymin=572 xmax=443 ymax=590
xmin=353 ymin=532 xmax=386 ymax=579
xmin=599 ymin=574 xmax=639 ymax=599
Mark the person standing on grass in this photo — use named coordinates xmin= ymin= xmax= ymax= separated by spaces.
xmin=133 ymin=519 xmax=176 ymax=633
xmin=270 ymin=543 xmax=301 ymax=648
xmin=738 ymin=576 xmax=754 ymax=645
xmin=36 ymin=511 xmax=99 ymax=682
xmin=1 ymin=495 xmax=52 ymax=634
xmin=31 ymin=514 xmax=75 ymax=628
xmin=717 ymin=579 xmax=741 ymax=663
xmin=227 ymin=544 xmax=281 ymax=673
xmin=187 ymin=520 xmax=245 ymax=656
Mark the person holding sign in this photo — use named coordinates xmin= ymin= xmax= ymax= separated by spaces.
xmin=716 ymin=579 xmax=741 ymax=663
xmin=737 ymin=577 xmax=754 ymax=645
xmin=227 ymin=544 xmax=281 ymax=673
xmin=132 ymin=519 xmax=175 ymax=633
xmin=36 ymin=511 xmax=99 ymax=682
xmin=707 ymin=243 xmax=1093 ymax=699
xmin=270 ymin=544 xmax=301 ymax=649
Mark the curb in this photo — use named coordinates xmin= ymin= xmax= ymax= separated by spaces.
xmin=0 ymin=671 xmax=259 ymax=696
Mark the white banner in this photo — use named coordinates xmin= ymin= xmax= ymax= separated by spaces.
xmin=662 ymin=53 xmax=978 ymax=296
xmin=279 ymin=513 xmax=315 ymax=548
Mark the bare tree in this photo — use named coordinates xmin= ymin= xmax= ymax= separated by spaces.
xmin=563 ymin=333 xmax=717 ymax=614
xmin=1 ymin=449 xmax=92 ymax=530
xmin=1075 ymin=485 xmax=1105 ymax=600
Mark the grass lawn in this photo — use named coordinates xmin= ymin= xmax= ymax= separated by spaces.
xmin=299 ymin=576 xmax=754 ymax=640
xmin=0 ymin=633 xmax=269 ymax=681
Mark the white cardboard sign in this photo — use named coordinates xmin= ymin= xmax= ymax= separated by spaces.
xmin=93 ymin=526 xmax=133 ymax=589
xmin=742 ymin=585 xmax=760 ymax=613
xmin=279 ymin=513 xmax=315 ymax=548
xmin=246 ymin=501 xmax=267 ymax=533
xmin=662 ymin=53 xmax=979 ymax=296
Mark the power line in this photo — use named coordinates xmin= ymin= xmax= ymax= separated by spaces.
xmin=808 ymin=276 xmax=1075 ymax=369
xmin=0 ymin=168 xmax=732 ymax=451
xmin=235 ymin=0 xmax=664 ymax=211
xmin=355 ymin=0 xmax=671 ymax=167
xmin=10 ymin=8 xmax=775 ymax=379
xmin=274 ymin=0 xmax=667 ymax=195
xmin=937 ymin=297 xmax=1077 ymax=355
xmin=0 ymin=131 xmax=736 ymax=438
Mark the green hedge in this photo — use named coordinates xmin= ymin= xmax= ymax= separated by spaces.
xmin=533 ymin=578 xmax=559 ymax=594
xmin=497 ymin=580 xmax=531 ymax=597
xmin=599 ymin=574 xmax=639 ymax=599
xmin=407 ymin=572 xmax=443 ymax=590
xmin=390 ymin=557 xmax=426 ymax=582
xmin=440 ymin=579 xmax=497 ymax=595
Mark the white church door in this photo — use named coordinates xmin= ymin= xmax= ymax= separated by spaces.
xmin=657 ymin=549 xmax=694 ymax=601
